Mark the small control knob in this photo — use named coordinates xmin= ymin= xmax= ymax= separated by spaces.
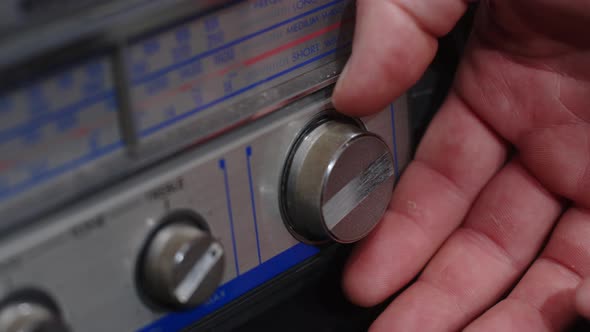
xmin=282 ymin=117 xmax=395 ymax=244
xmin=139 ymin=221 xmax=224 ymax=310
xmin=0 ymin=298 xmax=69 ymax=332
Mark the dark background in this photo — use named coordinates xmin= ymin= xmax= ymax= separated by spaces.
xmin=236 ymin=245 xmax=590 ymax=332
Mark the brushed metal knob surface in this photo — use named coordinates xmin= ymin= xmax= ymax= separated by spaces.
xmin=140 ymin=222 xmax=224 ymax=310
xmin=282 ymin=118 xmax=395 ymax=244
xmin=0 ymin=301 xmax=69 ymax=332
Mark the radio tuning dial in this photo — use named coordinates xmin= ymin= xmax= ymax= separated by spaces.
xmin=282 ymin=116 xmax=395 ymax=244
xmin=139 ymin=220 xmax=224 ymax=310
xmin=0 ymin=297 xmax=69 ymax=332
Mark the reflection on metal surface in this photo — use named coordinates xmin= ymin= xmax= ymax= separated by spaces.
xmin=174 ymin=242 xmax=224 ymax=304
xmin=323 ymin=152 xmax=394 ymax=230
xmin=282 ymin=118 xmax=395 ymax=244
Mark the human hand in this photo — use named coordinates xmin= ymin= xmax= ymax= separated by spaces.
xmin=332 ymin=1 xmax=590 ymax=331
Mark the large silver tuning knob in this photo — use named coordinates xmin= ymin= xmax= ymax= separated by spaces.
xmin=281 ymin=117 xmax=395 ymax=244
xmin=139 ymin=220 xmax=224 ymax=310
xmin=0 ymin=299 xmax=69 ymax=332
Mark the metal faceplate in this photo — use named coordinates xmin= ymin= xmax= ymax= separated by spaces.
xmin=0 ymin=0 xmax=414 ymax=331
xmin=0 ymin=87 xmax=411 ymax=332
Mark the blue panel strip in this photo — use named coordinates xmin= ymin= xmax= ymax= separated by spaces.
xmin=219 ymin=159 xmax=240 ymax=276
xmin=131 ymin=0 xmax=345 ymax=85
xmin=138 ymin=242 xmax=319 ymax=332
xmin=245 ymin=146 xmax=262 ymax=265
xmin=389 ymin=104 xmax=399 ymax=176
xmin=140 ymin=44 xmax=348 ymax=139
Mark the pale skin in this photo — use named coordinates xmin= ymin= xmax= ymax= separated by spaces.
xmin=332 ymin=0 xmax=590 ymax=331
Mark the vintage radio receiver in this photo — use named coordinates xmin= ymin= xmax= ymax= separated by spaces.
xmin=0 ymin=0 xmax=412 ymax=331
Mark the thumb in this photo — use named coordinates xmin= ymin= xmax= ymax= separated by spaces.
xmin=576 ymin=278 xmax=590 ymax=319
xmin=333 ymin=0 xmax=469 ymax=117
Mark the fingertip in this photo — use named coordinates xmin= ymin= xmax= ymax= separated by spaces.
xmin=332 ymin=59 xmax=392 ymax=118
xmin=575 ymin=278 xmax=590 ymax=319
xmin=332 ymin=40 xmax=416 ymax=118
xmin=332 ymin=0 xmax=439 ymax=118
xmin=340 ymin=222 xmax=399 ymax=308
xmin=341 ymin=245 xmax=390 ymax=308
xmin=331 ymin=61 xmax=355 ymax=113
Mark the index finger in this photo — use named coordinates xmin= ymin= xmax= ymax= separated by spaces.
xmin=333 ymin=0 xmax=469 ymax=116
